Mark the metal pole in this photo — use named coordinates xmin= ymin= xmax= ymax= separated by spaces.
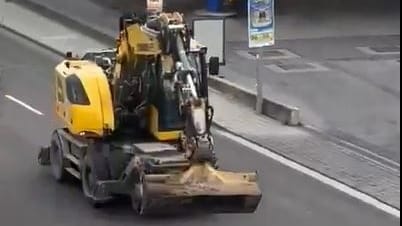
xmin=255 ymin=47 xmax=263 ymax=114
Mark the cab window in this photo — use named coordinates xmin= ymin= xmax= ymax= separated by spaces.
xmin=66 ymin=74 xmax=90 ymax=105
xmin=56 ymin=75 xmax=64 ymax=103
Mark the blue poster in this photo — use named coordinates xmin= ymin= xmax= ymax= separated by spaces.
xmin=248 ymin=0 xmax=275 ymax=48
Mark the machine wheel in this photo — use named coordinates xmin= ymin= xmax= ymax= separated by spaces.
xmin=49 ymin=131 xmax=68 ymax=182
xmin=131 ymin=174 xmax=146 ymax=215
xmin=81 ymin=140 xmax=111 ymax=208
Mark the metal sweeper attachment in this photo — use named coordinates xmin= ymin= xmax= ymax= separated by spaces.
xmin=136 ymin=163 xmax=262 ymax=215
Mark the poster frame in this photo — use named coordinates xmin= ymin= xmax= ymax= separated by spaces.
xmin=248 ymin=0 xmax=275 ymax=49
xmin=192 ymin=17 xmax=227 ymax=66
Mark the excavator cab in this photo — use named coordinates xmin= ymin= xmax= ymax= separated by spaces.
xmin=113 ymin=12 xmax=213 ymax=142
xmin=147 ymin=46 xmax=210 ymax=141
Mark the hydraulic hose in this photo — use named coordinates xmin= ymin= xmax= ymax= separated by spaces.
xmin=176 ymin=35 xmax=195 ymax=73
xmin=175 ymin=34 xmax=199 ymax=100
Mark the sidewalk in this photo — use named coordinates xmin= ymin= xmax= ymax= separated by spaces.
xmin=0 ymin=0 xmax=400 ymax=209
xmin=223 ymin=37 xmax=400 ymax=162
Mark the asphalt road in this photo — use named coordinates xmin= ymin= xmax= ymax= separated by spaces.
xmin=0 ymin=28 xmax=399 ymax=226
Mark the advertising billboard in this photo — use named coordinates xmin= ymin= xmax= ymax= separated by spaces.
xmin=248 ymin=0 xmax=275 ymax=48
xmin=193 ymin=18 xmax=226 ymax=65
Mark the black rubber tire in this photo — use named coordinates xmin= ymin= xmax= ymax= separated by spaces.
xmin=131 ymin=183 xmax=143 ymax=214
xmin=49 ymin=131 xmax=68 ymax=182
xmin=131 ymin=174 xmax=146 ymax=215
xmin=81 ymin=140 xmax=111 ymax=208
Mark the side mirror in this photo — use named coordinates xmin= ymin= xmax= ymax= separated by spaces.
xmin=95 ymin=56 xmax=112 ymax=70
xmin=102 ymin=57 xmax=112 ymax=66
xmin=209 ymin=56 xmax=220 ymax=76
xmin=94 ymin=56 xmax=102 ymax=65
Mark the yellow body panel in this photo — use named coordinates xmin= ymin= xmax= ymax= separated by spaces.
xmin=115 ymin=23 xmax=161 ymax=66
xmin=126 ymin=24 xmax=161 ymax=55
xmin=55 ymin=60 xmax=115 ymax=137
xmin=149 ymin=105 xmax=181 ymax=141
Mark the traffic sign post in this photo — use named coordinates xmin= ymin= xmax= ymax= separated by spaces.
xmin=248 ymin=0 xmax=275 ymax=114
xmin=255 ymin=49 xmax=263 ymax=114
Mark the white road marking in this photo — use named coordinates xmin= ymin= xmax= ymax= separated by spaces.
xmin=216 ymin=129 xmax=401 ymax=219
xmin=4 ymin=94 xmax=44 ymax=116
xmin=356 ymin=46 xmax=400 ymax=55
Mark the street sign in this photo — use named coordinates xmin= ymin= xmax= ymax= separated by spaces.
xmin=248 ymin=0 xmax=275 ymax=114
xmin=248 ymin=0 xmax=275 ymax=48
xmin=147 ymin=0 xmax=163 ymax=13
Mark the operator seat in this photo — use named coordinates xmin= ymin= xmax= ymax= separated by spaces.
xmin=146 ymin=19 xmax=162 ymax=32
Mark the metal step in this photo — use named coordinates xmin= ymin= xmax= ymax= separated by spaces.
xmin=65 ymin=153 xmax=80 ymax=167
xmin=65 ymin=167 xmax=81 ymax=179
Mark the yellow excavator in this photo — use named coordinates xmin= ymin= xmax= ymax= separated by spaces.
xmin=38 ymin=11 xmax=262 ymax=215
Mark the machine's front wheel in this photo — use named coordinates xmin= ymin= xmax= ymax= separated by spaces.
xmin=49 ymin=131 xmax=68 ymax=182
xmin=81 ymin=140 xmax=111 ymax=208
xmin=131 ymin=171 xmax=149 ymax=215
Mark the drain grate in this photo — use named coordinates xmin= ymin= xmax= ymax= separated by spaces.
xmin=370 ymin=46 xmax=400 ymax=53
xmin=266 ymin=62 xmax=330 ymax=73
xmin=235 ymin=49 xmax=300 ymax=60
xmin=276 ymin=63 xmax=315 ymax=71
xmin=248 ymin=50 xmax=286 ymax=58
xmin=356 ymin=46 xmax=400 ymax=55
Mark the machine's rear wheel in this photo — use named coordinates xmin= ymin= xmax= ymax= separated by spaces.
xmin=81 ymin=140 xmax=111 ymax=208
xmin=49 ymin=131 xmax=68 ymax=182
